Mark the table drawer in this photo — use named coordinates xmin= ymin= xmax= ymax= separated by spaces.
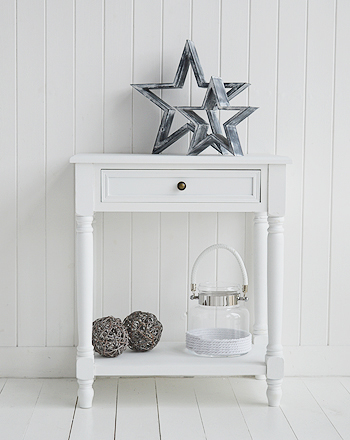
xmin=101 ymin=169 xmax=261 ymax=204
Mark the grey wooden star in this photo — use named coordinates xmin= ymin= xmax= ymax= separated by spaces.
xmin=131 ymin=40 xmax=249 ymax=154
xmin=176 ymin=76 xmax=258 ymax=156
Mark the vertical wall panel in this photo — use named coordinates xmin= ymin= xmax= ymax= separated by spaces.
xmin=188 ymin=213 xmax=217 ymax=322
xmin=329 ymin=0 xmax=350 ymax=345
xmin=248 ymin=0 xmax=279 ymax=154
xmin=191 ymin=0 xmax=221 ymax=106
xmin=0 ymin=1 xmax=17 ymax=346
xmin=104 ymin=0 xmax=133 ymax=153
xmin=46 ymin=0 xmax=75 ymax=346
xmin=276 ymin=0 xmax=307 ymax=346
xmin=160 ymin=213 xmax=188 ymax=342
xmin=132 ymin=213 xmax=160 ymax=315
xmin=17 ymin=0 xmax=46 ymax=346
xmin=221 ymin=0 xmax=250 ymax=153
xmin=75 ymin=0 xmax=105 ymax=321
xmin=161 ymin=0 xmax=192 ymax=155
xmin=217 ymin=213 xmax=246 ymax=286
xmin=75 ymin=0 xmax=104 ymax=154
xmin=103 ymin=213 xmax=132 ymax=319
xmin=132 ymin=0 xmax=162 ymax=153
xmin=300 ymin=0 xmax=336 ymax=346
xmin=102 ymin=1 xmax=134 ymax=324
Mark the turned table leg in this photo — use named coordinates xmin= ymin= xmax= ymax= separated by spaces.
xmin=253 ymin=213 xmax=268 ymax=380
xmin=266 ymin=216 xmax=284 ymax=407
xmin=76 ymin=215 xmax=95 ymax=409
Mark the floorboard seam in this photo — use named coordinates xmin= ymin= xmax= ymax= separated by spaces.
xmin=154 ymin=379 xmax=162 ymax=440
xmin=67 ymin=397 xmax=78 ymax=440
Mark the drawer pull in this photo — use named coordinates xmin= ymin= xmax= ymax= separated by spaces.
xmin=177 ymin=181 xmax=186 ymax=191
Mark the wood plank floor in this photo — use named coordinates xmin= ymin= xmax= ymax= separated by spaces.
xmin=0 ymin=377 xmax=349 ymax=440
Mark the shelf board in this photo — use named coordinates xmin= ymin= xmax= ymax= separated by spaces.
xmin=94 ymin=342 xmax=267 ymax=377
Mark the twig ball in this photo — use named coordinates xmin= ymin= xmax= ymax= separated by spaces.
xmin=92 ymin=316 xmax=128 ymax=357
xmin=123 ymin=311 xmax=163 ymax=351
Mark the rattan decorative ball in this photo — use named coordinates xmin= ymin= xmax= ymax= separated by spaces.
xmin=123 ymin=311 xmax=163 ymax=351
xmin=92 ymin=316 xmax=128 ymax=357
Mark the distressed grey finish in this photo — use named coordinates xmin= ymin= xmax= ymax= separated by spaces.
xmin=177 ymin=77 xmax=257 ymax=156
xmin=131 ymin=40 xmax=256 ymax=155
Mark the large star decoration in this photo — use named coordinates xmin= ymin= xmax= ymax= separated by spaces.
xmin=131 ymin=40 xmax=257 ymax=155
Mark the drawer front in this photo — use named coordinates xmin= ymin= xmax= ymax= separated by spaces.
xmin=101 ymin=170 xmax=261 ymax=204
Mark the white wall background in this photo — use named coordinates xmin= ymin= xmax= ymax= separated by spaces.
xmin=1 ymin=0 xmax=349 ymax=377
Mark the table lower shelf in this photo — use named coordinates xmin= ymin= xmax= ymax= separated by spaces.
xmin=94 ymin=342 xmax=267 ymax=377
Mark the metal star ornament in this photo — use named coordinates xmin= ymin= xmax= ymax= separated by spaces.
xmin=131 ymin=40 xmax=251 ymax=155
xmin=177 ymin=76 xmax=258 ymax=156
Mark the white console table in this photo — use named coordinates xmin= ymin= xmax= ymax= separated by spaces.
xmin=70 ymin=153 xmax=291 ymax=408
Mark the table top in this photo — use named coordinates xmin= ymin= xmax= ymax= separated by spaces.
xmin=70 ymin=153 xmax=292 ymax=165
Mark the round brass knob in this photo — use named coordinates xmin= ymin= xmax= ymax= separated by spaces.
xmin=177 ymin=181 xmax=186 ymax=191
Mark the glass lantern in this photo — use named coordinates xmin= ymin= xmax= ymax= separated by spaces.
xmin=186 ymin=244 xmax=252 ymax=357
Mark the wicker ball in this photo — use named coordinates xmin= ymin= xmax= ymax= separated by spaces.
xmin=123 ymin=311 xmax=163 ymax=351
xmin=92 ymin=316 xmax=128 ymax=357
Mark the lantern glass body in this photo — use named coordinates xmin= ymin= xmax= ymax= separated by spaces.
xmin=186 ymin=283 xmax=251 ymax=357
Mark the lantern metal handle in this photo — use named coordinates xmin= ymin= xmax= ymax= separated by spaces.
xmin=190 ymin=243 xmax=248 ymax=300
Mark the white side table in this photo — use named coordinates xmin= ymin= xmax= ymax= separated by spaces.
xmin=70 ymin=153 xmax=291 ymax=408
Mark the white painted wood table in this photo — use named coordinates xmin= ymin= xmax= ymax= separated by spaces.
xmin=70 ymin=153 xmax=291 ymax=409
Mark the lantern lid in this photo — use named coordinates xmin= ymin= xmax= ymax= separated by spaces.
xmin=197 ymin=283 xmax=240 ymax=307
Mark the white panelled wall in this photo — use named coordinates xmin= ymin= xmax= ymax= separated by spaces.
xmin=0 ymin=0 xmax=349 ymax=377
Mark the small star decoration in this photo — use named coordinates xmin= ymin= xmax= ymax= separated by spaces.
xmin=131 ymin=40 xmax=257 ymax=156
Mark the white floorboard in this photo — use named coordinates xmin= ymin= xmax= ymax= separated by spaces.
xmin=23 ymin=379 xmax=77 ymax=440
xmin=156 ymin=377 xmax=206 ymax=440
xmin=280 ymin=378 xmax=342 ymax=440
xmin=193 ymin=377 xmax=252 ymax=440
xmin=69 ymin=378 xmax=117 ymax=440
xmin=0 ymin=377 xmax=349 ymax=440
xmin=303 ymin=378 xmax=350 ymax=440
xmin=229 ymin=377 xmax=297 ymax=440
xmin=0 ymin=379 xmax=43 ymax=440
xmin=115 ymin=378 xmax=160 ymax=440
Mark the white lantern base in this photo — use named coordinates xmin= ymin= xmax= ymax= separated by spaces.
xmin=186 ymin=328 xmax=252 ymax=357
